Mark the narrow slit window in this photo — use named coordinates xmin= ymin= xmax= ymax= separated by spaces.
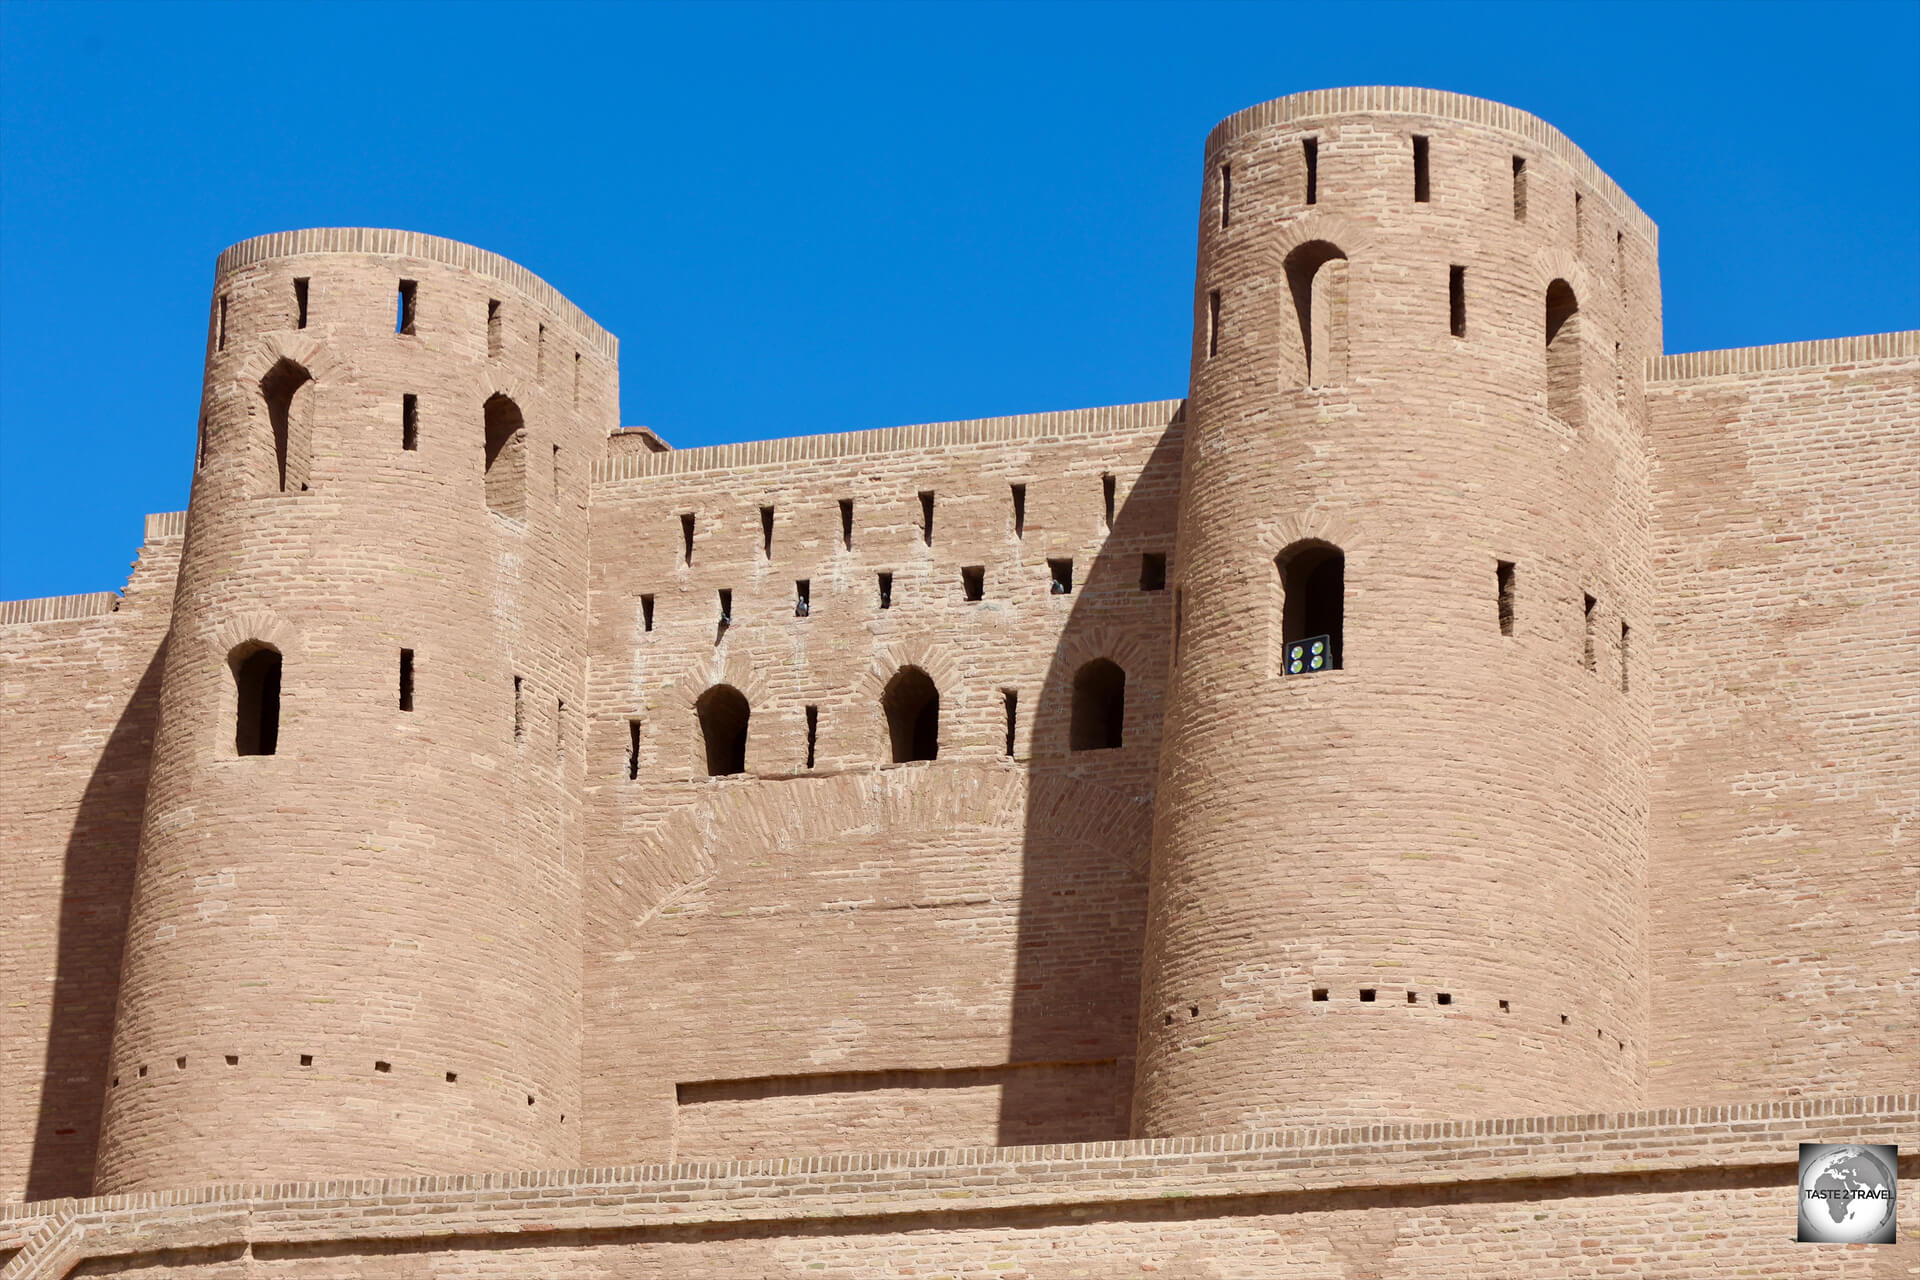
xmin=1102 ymin=474 xmax=1116 ymax=530
xmin=1140 ymin=552 xmax=1167 ymax=591
xmin=513 ymin=675 xmax=524 ymax=742
xmin=1069 ymin=659 xmax=1126 ymax=751
xmin=555 ymin=698 xmax=566 ymax=765
xmin=1303 ymin=137 xmax=1318 ymax=204
xmin=398 ymin=649 xmax=414 ymax=711
xmin=839 ymin=498 xmax=853 ymax=550
xmin=217 ymin=294 xmax=228 ymax=351
xmin=1010 ymin=484 xmax=1026 ymax=537
xmin=1616 ymin=231 xmax=1628 ymax=305
xmin=572 ymin=352 xmax=582 ymax=406
xmin=551 ymin=444 xmax=561 ymax=508
xmin=1449 ymin=266 xmax=1466 ymax=338
xmin=1048 ymin=558 xmax=1073 ymax=595
xmin=1002 ymin=688 xmax=1017 ymax=757
xmin=1616 ymin=341 xmax=1625 ymax=404
xmin=760 ymin=506 xmax=774 ymax=559
xmin=402 ymin=395 xmax=419 ymax=451
xmin=804 ymin=705 xmax=818 ymax=769
xmin=962 ymin=565 xmax=985 ymax=601
xmin=536 ymin=323 xmax=547 ymax=380
xmin=717 ymin=589 xmax=732 ymax=628
xmin=1207 ymin=289 xmax=1221 ymax=358
xmin=1583 ymin=594 xmax=1598 ymax=671
xmin=1620 ymin=621 xmax=1631 ymax=692
xmin=628 ymin=719 xmax=641 ymax=780
xmin=487 ymin=300 xmax=502 ymax=358
xmin=877 ymin=572 xmax=893 ymax=610
xmin=1412 ymin=135 xmax=1430 ymax=202
xmin=1218 ymin=161 xmax=1233 ymax=227
xmin=795 ymin=579 xmax=810 ymax=617
xmin=232 ymin=646 xmax=282 ymax=757
xmin=1496 ymin=561 xmax=1515 ymax=636
xmin=397 ymin=280 xmax=417 ymax=335
xmin=293 ymin=278 xmax=309 ymax=329
xmin=1574 ymin=192 xmax=1585 ymax=249
xmin=680 ymin=513 xmax=695 ymax=566
xmin=1511 ymin=156 xmax=1527 ymax=221
xmin=919 ymin=491 xmax=935 ymax=546
xmin=641 ymin=594 xmax=655 ymax=632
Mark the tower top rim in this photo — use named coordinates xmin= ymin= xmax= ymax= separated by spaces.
xmin=212 ymin=227 xmax=617 ymax=359
xmin=1206 ymin=86 xmax=1657 ymax=249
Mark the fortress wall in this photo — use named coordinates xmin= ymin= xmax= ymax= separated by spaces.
xmin=3 ymin=1095 xmax=1912 ymax=1278
xmin=1644 ymin=335 xmax=1920 ymax=1104
xmin=0 ymin=515 xmax=184 ymax=1203
xmin=581 ymin=405 xmax=1184 ymax=1164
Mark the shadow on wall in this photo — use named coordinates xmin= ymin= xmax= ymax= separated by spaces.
xmin=998 ymin=425 xmax=1184 ymax=1146
xmin=25 ymin=645 xmax=164 ymax=1200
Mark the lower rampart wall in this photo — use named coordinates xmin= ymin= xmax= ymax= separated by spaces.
xmin=1 ymin=1095 xmax=1912 ymax=1277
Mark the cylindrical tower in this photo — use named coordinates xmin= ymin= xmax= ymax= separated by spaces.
xmin=1135 ymin=90 xmax=1662 ymax=1136
xmin=96 ymin=230 xmax=617 ymax=1189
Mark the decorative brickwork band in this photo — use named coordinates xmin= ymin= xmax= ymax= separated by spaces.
xmin=0 ymin=593 xmax=119 ymax=626
xmin=1648 ymin=329 xmax=1920 ymax=381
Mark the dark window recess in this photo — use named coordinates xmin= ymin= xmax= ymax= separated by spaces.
xmin=1102 ymin=473 xmax=1116 ymax=529
xmin=1311 ymin=988 xmax=1329 ymax=1002
xmin=1406 ymin=991 xmax=1418 ymax=1004
xmin=1437 ymin=992 xmax=1453 ymax=1006
xmin=1412 ymin=135 xmax=1431 ymax=203
xmin=1620 ymin=621 xmax=1631 ymax=692
xmin=551 ymin=445 xmax=561 ymax=508
xmin=487 ymin=299 xmax=502 ymax=358
xmin=233 ymin=646 xmax=282 ymax=757
xmin=1449 ymin=266 xmax=1466 ymax=338
xmin=513 ymin=675 xmax=524 ymax=742
xmin=697 ymin=685 xmax=750 ymax=777
xmin=760 ymin=506 xmax=775 ymax=559
xmin=397 ymin=279 xmax=417 ymax=334
xmin=1140 ymin=553 xmax=1167 ymax=591
xmin=1360 ymin=989 xmax=1376 ymax=1002
xmin=1511 ymin=156 xmax=1527 ymax=221
xmin=804 ymin=704 xmax=819 ymax=769
xmin=795 ymin=579 xmax=811 ymax=617
xmin=877 ymin=572 xmax=893 ymax=610
xmin=299 ymin=1055 xmax=312 ymax=1067
xmin=962 ymin=566 xmax=985 ymax=601
xmin=882 ymin=666 xmax=939 ymax=763
xmin=680 ymin=513 xmax=696 ymax=565
xmin=217 ymin=294 xmax=228 ymax=351
xmin=375 ymin=1061 xmax=391 ymax=1073
xmin=919 ymin=490 xmax=935 ymax=546
xmin=293 ymin=277 xmax=309 ymax=329
xmin=1277 ymin=541 xmax=1344 ymax=671
xmin=1207 ymin=289 xmax=1221 ymax=358
xmin=482 ymin=394 xmax=526 ymax=518
xmin=1010 ymin=484 xmax=1026 ymax=537
xmin=555 ymin=698 xmax=566 ymax=764
xmin=1497 ymin=560 xmax=1515 ymax=635
xmin=446 ymin=1072 xmax=458 ymax=1083
xmin=839 ymin=498 xmax=854 ymax=550
xmin=573 ymin=352 xmax=582 ymax=406
xmin=641 ymin=594 xmax=655 ymax=632
xmin=1499 ymin=999 xmax=1511 ymax=1012
xmin=628 ymin=719 xmax=641 ymax=780
xmin=1574 ymin=192 xmax=1585 ymax=248
xmin=1048 ymin=558 xmax=1073 ymax=595
xmin=1303 ymin=137 xmax=1318 ymax=204
xmin=1002 ymin=689 xmax=1018 ymax=757
xmin=1583 ymin=594 xmax=1598 ymax=671
xmin=1617 ymin=231 xmax=1628 ymax=304
xmin=1069 ymin=659 xmax=1126 ymax=751
xmin=398 ymin=649 xmax=414 ymax=711
xmin=262 ymin=358 xmax=314 ymax=493
xmin=717 ymin=589 xmax=732 ymax=628
xmin=536 ymin=323 xmax=547 ymax=380
xmin=1219 ymin=162 xmax=1232 ymax=227
xmin=402 ymin=395 xmax=418 ymax=451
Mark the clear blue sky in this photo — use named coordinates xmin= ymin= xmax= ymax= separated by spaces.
xmin=2 ymin=0 xmax=1915 ymax=599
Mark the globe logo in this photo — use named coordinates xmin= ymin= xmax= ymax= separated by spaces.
xmin=1797 ymin=1143 xmax=1897 ymax=1243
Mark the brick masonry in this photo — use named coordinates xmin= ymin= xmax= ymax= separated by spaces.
xmin=0 ymin=85 xmax=1915 ymax=1274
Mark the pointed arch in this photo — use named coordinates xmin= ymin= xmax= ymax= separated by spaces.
xmin=483 ymin=393 xmax=527 ymax=518
xmin=259 ymin=358 xmax=314 ymax=493
xmin=1284 ymin=241 xmax=1349 ymax=388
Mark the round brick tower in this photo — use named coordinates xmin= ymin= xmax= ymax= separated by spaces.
xmin=95 ymin=230 xmax=616 ymax=1190
xmin=1134 ymin=90 xmax=1662 ymax=1136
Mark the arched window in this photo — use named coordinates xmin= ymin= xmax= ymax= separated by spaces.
xmin=1069 ymin=659 xmax=1126 ymax=751
xmin=1276 ymin=541 xmax=1345 ymax=672
xmin=696 ymin=684 xmax=749 ymax=777
xmin=231 ymin=644 xmax=282 ymax=756
xmin=1284 ymin=241 xmax=1349 ymax=388
xmin=882 ymin=666 xmax=940 ymax=763
xmin=260 ymin=359 xmax=314 ymax=493
xmin=1545 ymin=279 xmax=1581 ymax=426
xmin=483 ymin=394 xmax=527 ymax=518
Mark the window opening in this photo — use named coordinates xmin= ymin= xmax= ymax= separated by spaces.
xmin=1574 ymin=191 xmax=1585 ymax=249
xmin=573 ymin=352 xmax=582 ymax=406
xmin=697 ymin=685 xmax=749 ymax=777
xmin=1412 ymin=135 xmax=1430 ymax=202
xmin=919 ymin=490 xmax=935 ymax=546
xmin=882 ymin=666 xmax=939 ymax=763
xmin=293 ymin=277 xmax=309 ymax=329
xmin=795 ymin=579 xmax=810 ymax=617
xmin=397 ymin=279 xmax=417 ymax=334
xmin=1140 ymin=552 xmax=1167 ymax=591
xmin=641 ymin=594 xmax=655 ymax=632
xmin=402 ymin=394 xmax=419 ymax=451
xmin=1303 ymin=137 xmax=1318 ymax=204
xmin=232 ymin=645 xmax=282 ymax=756
xmin=760 ymin=505 xmax=775 ymax=559
xmin=628 ymin=719 xmax=641 ymax=780
xmin=1207 ymin=289 xmax=1221 ymax=358
xmin=1010 ymin=484 xmax=1026 ymax=538
xmin=482 ymin=394 xmax=526 ymax=518
xmin=877 ymin=572 xmax=893 ymax=609
xmin=398 ymin=649 xmax=414 ymax=711
xmin=1497 ymin=560 xmax=1515 ymax=636
xmin=1616 ymin=231 xmax=1628 ymax=305
xmin=680 ymin=513 xmax=695 ymax=565
xmin=1449 ymin=265 xmax=1466 ymax=338
xmin=716 ymin=589 xmax=732 ymax=632
xmin=1620 ymin=621 xmax=1631 ymax=692
xmin=1277 ymin=540 xmax=1344 ymax=672
xmin=1048 ymin=558 xmax=1073 ymax=595
xmin=1069 ymin=658 xmax=1126 ymax=751
xmin=262 ymin=358 xmax=315 ymax=493
xmin=513 ymin=675 xmax=524 ymax=742
xmin=1284 ymin=241 xmax=1348 ymax=388
xmin=1102 ymin=474 xmax=1116 ymax=530
xmin=555 ymin=697 xmax=566 ymax=765
xmin=1002 ymin=689 xmax=1017 ymax=757
xmin=536 ymin=323 xmax=547 ymax=380
xmin=1219 ymin=162 xmax=1231 ymax=227
xmin=1583 ymin=594 xmax=1598 ymax=671
xmin=487 ymin=300 xmax=502 ymax=358
xmin=1546 ymin=279 xmax=1582 ymax=425
xmin=805 ymin=705 xmax=819 ymax=769
xmin=217 ymin=294 xmax=228 ymax=351
xmin=839 ymin=498 xmax=854 ymax=550
xmin=962 ymin=565 xmax=985 ymax=601
xmin=1511 ymin=156 xmax=1527 ymax=220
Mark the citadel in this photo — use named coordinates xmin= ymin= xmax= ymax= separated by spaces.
xmin=2 ymin=87 xmax=1915 ymax=1276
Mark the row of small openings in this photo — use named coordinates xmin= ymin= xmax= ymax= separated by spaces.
xmin=1305 ymin=989 xmax=1627 ymax=1048
xmin=674 ymin=479 xmax=1121 ymax=566
xmin=108 ymin=1057 xmax=552 ymax=1105
xmin=661 ymin=656 xmax=1129 ymax=779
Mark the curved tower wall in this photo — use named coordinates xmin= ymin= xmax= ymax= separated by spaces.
xmin=96 ymin=230 xmax=616 ymax=1190
xmin=1135 ymin=90 xmax=1662 ymax=1136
